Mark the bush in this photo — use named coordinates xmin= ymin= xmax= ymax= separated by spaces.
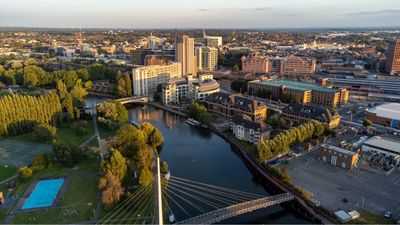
xmin=31 ymin=153 xmax=53 ymax=171
xmin=18 ymin=166 xmax=33 ymax=181
xmin=71 ymin=120 xmax=89 ymax=135
xmin=53 ymin=142 xmax=85 ymax=167
xmin=32 ymin=124 xmax=57 ymax=142
xmin=160 ymin=162 xmax=169 ymax=173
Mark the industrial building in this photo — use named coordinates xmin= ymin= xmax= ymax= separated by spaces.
xmin=366 ymin=103 xmax=400 ymax=128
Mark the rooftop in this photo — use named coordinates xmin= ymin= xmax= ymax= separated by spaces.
xmin=253 ymin=79 xmax=337 ymax=93
xmin=363 ymin=136 xmax=400 ymax=154
xmin=367 ymin=103 xmax=400 ymax=121
xmin=321 ymin=144 xmax=358 ymax=156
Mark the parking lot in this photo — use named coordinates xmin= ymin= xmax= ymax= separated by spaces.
xmin=286 ymin=150 xmax=400 ymax=217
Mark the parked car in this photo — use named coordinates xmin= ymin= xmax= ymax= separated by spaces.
xmin=384 ymin=211 xmax=392 ymax=218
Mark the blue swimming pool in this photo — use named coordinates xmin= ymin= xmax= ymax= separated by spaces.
xmin=22 ymin=178 xmax=64 ymax=209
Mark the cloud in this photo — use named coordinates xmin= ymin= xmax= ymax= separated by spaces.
xmin=197 ymin=9 xmax=208 ymax=12
xmin=348 ymin=10 xmax=400 ymax=16
xmin=251 ymin=7 xmax=272 ymax=11
xmin=196 ymin=7 xmax=271 ymax=12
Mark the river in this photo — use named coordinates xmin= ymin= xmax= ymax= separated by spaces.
xmin=128 ymin=105 xmax=308 ymax=224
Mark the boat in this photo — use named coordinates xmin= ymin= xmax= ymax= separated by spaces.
xmin=200 ymin=124 xmax=209 ymax=129
xmin=185 ymin=118 xmax=201 ymax=126
xmin=165 ymin=171 xmax=171 ymax=180
xmin=168 ymin=210 xmax=176 ymax=223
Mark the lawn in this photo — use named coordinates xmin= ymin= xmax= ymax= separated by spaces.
xmin=0 ymin=166 xmax=17 ymax=181
xmin=225 ymin=131 xmax=257 ymax=156
xmin=8 ymin=120 xmax=96 ymax=146
xmin=351 ymin=208 xmax=395 ymax=224
xmin=5 ymin=160 xmax=100 ymax=224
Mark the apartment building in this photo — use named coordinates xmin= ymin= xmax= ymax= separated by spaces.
xmin=162 ymin=74 xmax=220 ymax=105
xmin=196 ymin=46 xmax=218 ymax=71
xmin=175 ymin=35 xmax=196 ymax=76
xmin=205 ymin=93 xmax=267 ymax=122
xmin=282 ymin=103 xmax=340 ymax=128
xmin=281 ymin=56 xmax=316 ymax=76
xmin=132 ymin=62 xmax=182 ymax=96
xmin=231 ymin=115 xmax=271 ymax=144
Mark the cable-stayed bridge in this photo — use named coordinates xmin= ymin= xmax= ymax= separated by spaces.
xmin=97 ymin=158 xmax=294 ymax=225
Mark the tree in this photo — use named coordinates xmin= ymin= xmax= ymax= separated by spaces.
xmin=56 ymin=80 xmax=68 ymax=100
xmin=23 ymin=72 xmax=38 ymax=87
xmin=71 ymin=120 xmax=89 ymax=135
xmin=32 ymin=124 xmax=57 ymax=142
xmin=136 ymin=146 xmax=155 ymax=169
xmin=98 ymin=173 xmax=125 ymax=208
xmin=124 ymin=73 xmax=132 ymax=96
xmin=230 ymin=79 xmax=248 ymax=93
xmin=140 ymin=122 xmax=164 ymax=148
xmin=31 ymin=153 xmax=53 ymax=171
xmin=160 ymin=162 xmax=169 ymax=173
xmin=312 ymin=121 xmax=325 ymax=138
xmin=77 ymin=68 xmax=89 ymax=81
xmin=97 ymin=100 xmax=128 ymax=129
xmin=114 ymin=125 xmax=146 ymax=158
xmin=363 ymin=119 xmax=372 ymax=128
xmin=116 ymin=77 xmax=127 ymax=97
xmin=70 ymin=82 xmax=88 ymax=103
xmin=53 ymin=142 xmax=85 ymax=167
xmin=18 ymin=166 xmax=33 ymax=181
xmin=62 ymin=93 xmax=75 ymax=121
xmin=100 ymin=149 xmax=127 ymax=181
xmin=139 ymin=167 xmax=153 ymax=187
xmin=187 ymin=101 xmax=212 ymax=125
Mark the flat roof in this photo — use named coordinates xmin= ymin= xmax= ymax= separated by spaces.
xmin=367 ymin=103 xmax=400 ymax=121
xmin=363 ymin=136 xmax=400 ymax=154
xmin=254 ymin=79 xmax=337 ymax=93
xmin=321 ymin=144 xmax=357 ymax=156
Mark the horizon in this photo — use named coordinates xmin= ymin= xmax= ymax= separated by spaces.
xmin=1 ymin=0 xmax=400 ymax=28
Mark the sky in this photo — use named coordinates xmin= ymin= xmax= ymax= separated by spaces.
xmin=1 ymin=0 xmax=400 ymax=28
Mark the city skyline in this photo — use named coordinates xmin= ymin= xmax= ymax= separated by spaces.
xmin=1 ymin=0 xmax=400 ymax=29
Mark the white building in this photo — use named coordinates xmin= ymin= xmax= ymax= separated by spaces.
xmin=162 ymin=74 xmax=220 ymax=105
xmin=203 ymin=30 xmax=223 ymax=47
xmin=230 ymin=115 xmax=271 ymax=144
xmin=132 ymin=62 xmax=182 ymax=96
xmin=362 ymin=136 xmax=400 ymax=161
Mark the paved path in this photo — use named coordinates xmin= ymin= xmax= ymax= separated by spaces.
xmin=92 ymin=113 xmax=103 ymax=160
xmin=0 ymin=174 xmax=17 ymax=185
xmin=79 ymin=135 xmax=97 ymax=148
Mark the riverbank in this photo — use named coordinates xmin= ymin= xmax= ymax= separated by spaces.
xmin=144 ymin=102 xmax=334 ymax=224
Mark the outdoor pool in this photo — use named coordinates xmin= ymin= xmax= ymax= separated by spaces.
xmin=22 ymin=178 xmax=64 ymax=209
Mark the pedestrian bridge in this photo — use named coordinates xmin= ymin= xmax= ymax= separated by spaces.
xmin=177 ymin=193 xmax=294 ymax=224
xmin=116 ymin=96 xmax=149 ymax=104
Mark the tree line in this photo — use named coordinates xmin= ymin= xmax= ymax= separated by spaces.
xmin=256 ymin=120 xmax=325 ymax=163
xmin=0 ymin=93 xmax=62 ymax=136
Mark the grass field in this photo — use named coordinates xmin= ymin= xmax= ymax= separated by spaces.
xmin=351 ymin=208 xmax=396 ymax=224
xmin=5 ymin=160 xmax=100 ymax=224
xmin=0 ymin=166 xmax=17 ymax=181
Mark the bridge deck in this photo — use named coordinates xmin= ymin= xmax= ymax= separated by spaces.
xmin=177 ymin=193 xmax=294 ymax=224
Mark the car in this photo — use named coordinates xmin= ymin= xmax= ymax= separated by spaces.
xmin=384 ymin=211 xmax=392 ymax=218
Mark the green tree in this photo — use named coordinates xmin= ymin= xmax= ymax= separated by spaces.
xmin=32 ymin=124 xmax=57 ymax=142
xmin=114 ymin=125 xmax=146 ymax=158
xmin=136 ymin=146 xmax=155 ymax=169
xmin=139 ymin=167 xmax=154 ymax=187
xmin=100 ymin=149 xmax=127 ymax=181
xmin=23 ymin=72 xmax=38 ymax=87
xmin=31 ymin=153 xmax=53 ymax=171
xmin=124 ymin=73 xmax=132 ymax=96
xmin=53 ymin=142 xmax=85 ymax=167
xmin=18 ymin=166 xmax=33 ymax=181
xmin=77 ymin=68 xmax=89 ymax=81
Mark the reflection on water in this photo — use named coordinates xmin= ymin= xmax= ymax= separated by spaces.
xmin=128 ymin=105 xmax=308 ymax=224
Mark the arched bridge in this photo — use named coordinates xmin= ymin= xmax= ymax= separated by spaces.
xmin=177 ymin=193 xmax=294 ymax=224
xmin=116 ymin=96 xmax=149 ymax=104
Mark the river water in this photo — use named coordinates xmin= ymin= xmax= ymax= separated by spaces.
xmin=128 ymin=105 xmax=308 ymax=224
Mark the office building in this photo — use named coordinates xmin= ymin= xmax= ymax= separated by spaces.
xmin=196 ymin=46 xmax=218 ymax=71
xmin=282 ymin=103 xmax=340 ymax=128
xmin=366 ymin=103 xmax=400 ymax=128
xmin=319 ymin=144 xmax=359 ymax=170
xmin=175 ymin=35 xmax=196 ymax=76
xmin=231 ymin=115 xmax=272 ymax=144
xmin=144 ymin=55 xmax=167 ymax=66
xmin=248 ymin=79 xmax=349 ymax=108
xmin=132 ymin=62 xmax=182 ymax=96
xmin=386 ymin=40 xmax=400 ymax=74
xmin=205 ymin=93 xmax=267 ymax=122
xmin=162 ymin=74 xmax=220 ymax=105
xmin=203 ymin=30 xmax=223 ymax=47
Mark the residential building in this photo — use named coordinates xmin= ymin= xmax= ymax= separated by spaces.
xmin=175 ymin=35 xmax=196 ymax=76
xmin=385 ymin=40 xmax=400 ymax=74
xmin=248 ymin=79 xmax=349 ymax=108
xmin=362 ymin=136 xmax=400 ymax=161
xmin=162 ymin=74 xmax=220 ymax=105
xmin=282 ymin=103 xmax=340 ymax=128
xmin=366 ymin=103 xmax=400 ymax=128
xmin=100 ymin=45 xmax=116 ymax=55
xmin=281 ymin=56 xmax=316 ymax=76
xmin=319 ymin=144 xmax=359 ymax=169
xmin=231 ymin=115 xmax=272 ymax=144
xmin=144 ymin=55 xmax=167 ymax=66
xmin=241 ymin=53 xmax=269 ymax=74
xmin=132 ymin=62 xmax=182 ymax=96
xmin=196 ymin=46 xmax=218 ymax=71
xmin=205 ymin=93 xmax=267 ymax=122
